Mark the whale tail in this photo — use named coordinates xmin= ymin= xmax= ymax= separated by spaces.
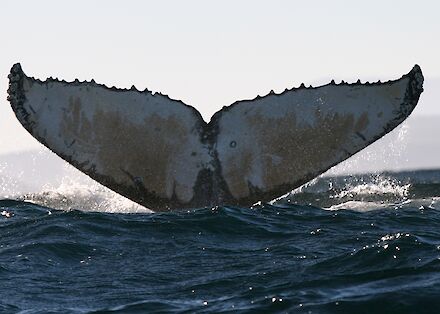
xmin=7 ymin=64 xmax=423 ymax=210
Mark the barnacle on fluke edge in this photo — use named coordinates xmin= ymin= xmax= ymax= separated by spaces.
xmin=7 ymin=64 xmax=423 ymax=210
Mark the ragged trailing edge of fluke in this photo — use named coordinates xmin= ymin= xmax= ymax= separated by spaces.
xmin=210 ymin=64 xmax=423 ymax=127
xmin=8 ymin=63 xmax=424 ymax=126
xmin=7 ymin=63 xmax=206 ymax=130
xmin=7 ymin=62 xmax=423 ymax=154
xmin=6 ymin=63 xmax=424 ymax=211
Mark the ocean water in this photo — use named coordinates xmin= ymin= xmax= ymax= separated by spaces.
xmin=1 ymin=170 xmax=440 ymax=313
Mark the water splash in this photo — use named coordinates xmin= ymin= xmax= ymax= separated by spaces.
xmin=0 ymin=149 xmax=150 ymax=213
xmin=325 ymin=200 xmax=390 ymax=212
xmin=282 ymin=172 xmax=413 ymax=211
xmin=330 ymin=174 xmax=410 ymax=200
xmin=22 ymin=182 xmax=152 ymax=214
xmin=21 ymin=164 xmax=152 ymax=213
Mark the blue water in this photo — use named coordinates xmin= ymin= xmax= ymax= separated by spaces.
xmin=1 ymin=170 xmax=440 ymax=313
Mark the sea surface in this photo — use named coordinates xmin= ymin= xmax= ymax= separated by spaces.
xmin=1 ymin=169 xmax=440 ymax=313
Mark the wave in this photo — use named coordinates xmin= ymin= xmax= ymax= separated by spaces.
xmin=1 ymin=151 xmax=439 ymax=213
xmin=1 ymin=198 xmax=440 ymax=313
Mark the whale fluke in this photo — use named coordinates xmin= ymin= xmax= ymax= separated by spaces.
xmin=7 ymin=64 xmax=424 ymax=210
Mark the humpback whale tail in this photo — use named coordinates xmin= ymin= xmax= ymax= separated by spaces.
xmin=7 ymin=64 xmax=424 ymax=210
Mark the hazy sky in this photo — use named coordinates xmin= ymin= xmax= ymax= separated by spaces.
xmin=0 ymin=0 xmax=439 ymax=153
